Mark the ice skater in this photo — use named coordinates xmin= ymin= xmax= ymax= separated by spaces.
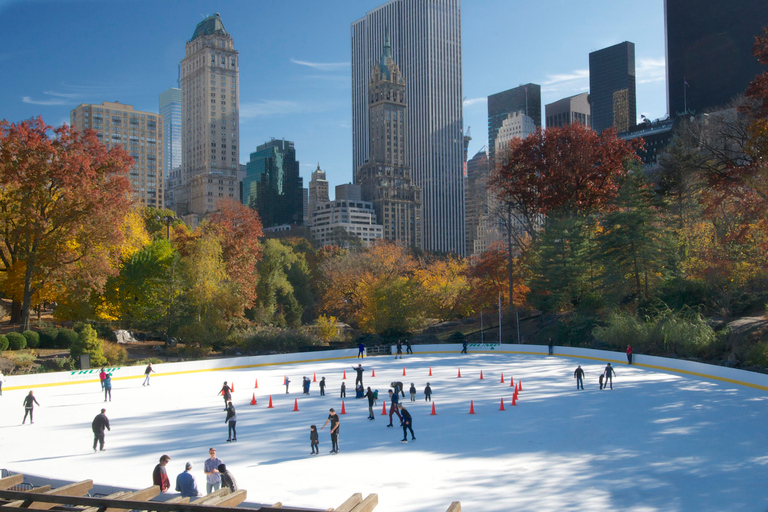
xmin=574 ymin=365 xmax=585 ymax=390
xmin=22 ymin=390 xmax=39 ymax=424
xmin=399 ymin=404 xmax=415 ymax=442
xmin=603 ymin=363 xmax=616 ymax=389
xmin=99 ymin=368 xmax=107 ymax=390
xmin=424 ymin=382 xmax=432 ymax=401
xmin=321 ymin=408 xmax=340 ymax=453
xmin=303 ymin=376 xmax=311 ymax=395
xmin=225 ymin=401 xmax=237 ymax=442
xmin=627 ymin=345 xmax=633 ymax=365
xmin=285 ymin=376 xmax=290 ymax=393
xmin=358 ymin=342 xmax=365 ymax=358
xmin=340 ymin=381 xmax=346 ymax=398
xmin=396 ymin=340 xmax=403 ymax=359
xmin=92 ymin=408 xmax=110 ymax=452
xmin=386 ymin=389 xmax=402 ymax=427
xmin=548 ymin=338 xmax=554 ymax=356
xmin=0 ymin=370 xmax=5 ymax=395
xmin=142 ymin=363 xmax=155 ymax=386
xmin=409 ymin=383 xmax=416 ymax=401
xmin=365 ymin=386 xmax=375 ymax=419
xmin=390 ymin=381 xmax=405 ymax=398
xmin=219 ymin=381 xmax=232 ymax=410
xmin=461 ymin=340 xmax=468 ymax=354
xmin=310 ymin=424 xmax=319 ymax=455
xmin=319 ymin=377 xmax=326 ymax=396
xmin=599 ymin=373 xmax=604 ymax=390
xmin=352 ymin=364 xmax=364 ymax=387
xmin=104 ymin=373 xmax=112 ymax=402
xmin=406 ymin=340 xmax=413 ymax=354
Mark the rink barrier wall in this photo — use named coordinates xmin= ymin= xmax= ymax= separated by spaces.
xmin=5 ymin=344 xmax=768 ymax=392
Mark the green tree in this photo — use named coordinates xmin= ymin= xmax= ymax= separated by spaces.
xmin=70 ymin=325 xmax=106 ymax=366
xmin=253 ymin=239 xmax=311 ymax=327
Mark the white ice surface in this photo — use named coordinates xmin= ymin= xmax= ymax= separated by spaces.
xmin=2 ymin=353 xmax=768 ymax=512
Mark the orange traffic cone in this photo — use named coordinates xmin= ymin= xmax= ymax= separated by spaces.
xmin=510 ymin=377 xmax=515 ymax=388
xmin=519 ymin=381 xmax=523 ymax=391
xmin=430 ymin=402 xmax=436 ymax=415
xmin=514 ymin=388 xmax=519 ymax=400
xmin=499 ymin=397 xmax=505 ymax=411
xmin=255 ymin=378 xmax=259 ymax=388
xmin=480 ymin=370 xmax=484 ymax=380
xmin=371 ymin=368 xmax=376 ymax=377
xmin=293 ymin=398 xmax=299 ymax=411
xmin=283 ymin=376 xmax=286 ymax=385
xmin=511 ymin=394 xmax=517 ymax=406
xmin=381 ymin=402 xmax=387 ymax=415
xmin=469 ymin=400 xmax=475 ymax=414
xmin=402 ymin=367 xmax=406 ymax=376
xmin=341 ymin=401 xmax=346 ymax=414
xmin=231 ymin=382 xmax=235 ymax=392
xmin=251 ymin=393 xmax=257 ymax=405
xmin=343 ymin=370 xmax=347 ymax=380
xmin=429 ymin=367 xmax=433 ymax=376
xmin=268 ymin=395 xmax=274 ymax=408
xmin=500 ymin=373 xmax=505 ymax=383
xmin=457 ymin=368 xmax=462 ymax=378
xmin=312 ymin=373 xmax=316 ymax=382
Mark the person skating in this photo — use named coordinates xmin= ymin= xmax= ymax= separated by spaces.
xmin=406 ymin=340 xmax=413 ymax=354
xmin=225 ymin=401 xmax=237 ymax=442
xmin=203 ymin=447 xmax=223 ymax=494
xmin=99 ymin=368 xmax=107 ymax=390
xmin=604 ymin=363 xmax=616 ymax=389
xmin=92 ymin=408 xmax=110 ymax=452
xmin=321 ymin=408 xmax=340 ymax=453
xmin=548 ymin=338 xmax=554 ymax=356
xmin=340 ymin=381 xmax=346 ymax=398
xmin=627 ymin=345 xmax=633 ymax=365
xmin=395 ymin=340 xmax=403 ymax=359
xmin=358 ymin=342 xmax=365 ymax=358
xmin=399 ymin=404 xmax=415 ymax=442
xmin=310 ymin=424 xmax=319 ymax=455
xmin=599 ymin=373 xmax=604 ymax=390
xmin=22 ymin=390 xmax=39 ymax=424
xmin=176 ymin=462 xmax=200 ymax=498
xmin=219 ymin=381 xmax=232 ymax=410
xmin=574 ymin=365 xmax=585 ymax=390
xmin=352 ymin=364 xmax=364 ymax=388
xmin=355 ymin=383 xmax=364 ymax=399
xmin=143 ymin=363 xmax=155 ymax=386
xmin=461 ymin=340 xmax=468 ymax=354
xmin=386 ymin=389 xmax=403 ymax=427
xmin=153 ymin=455 xmax=171 ymax=492
xmin=319 ymin=377 xmax=326 ymax=396
xmin=390 ymin=381 xmax=405 ymax=398
xmin=365 ymin=386 xmax=375 ymax=419
xmin=0 ymin=370 xmax=5 ymax=395
xmin=218 ymin=464 xmax=238 ymax=492
xmin=285 ymin=376 xmax=290 ymax=394
xmin=409 ymin=383 xmax=416 ymax=401
xmin=424 ymin=383 xmax=432 ymax=402
xmin=103 ymin=373 xmax=112 ymax=402
xmin=303 ymin=376 xmax=311 ymax=395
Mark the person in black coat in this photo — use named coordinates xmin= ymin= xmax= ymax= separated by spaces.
xmin=219 ymin=381 xmax=232 ymax=410
xmin=319 ymin=377 xmax=326 ymax=396
xmin=424 ymin=383 xmax=432 ymax=402
xmin=92 ymin=408 xmax=110 ymax=451
xmin=390 ymin=381 xmax=405 ymax=398
xmin=340 ymin=381 xmax=346 ymax=398
xmin=399 ymin=404 xmax=415 ymax=442
xmin=22 ymin=390 xmax=39 ymax=424
xmin=225 ymin=401 xmax=237 ymax=442
xmin=574 ymin=365 xmax=585 ymax=390
xmin=310 ymin=425 xmax=319 ymax=455
xmin=218 ymin=464 xmax=238 ymax=491
xmin=364 ymin=386 xmax=375 ymax=420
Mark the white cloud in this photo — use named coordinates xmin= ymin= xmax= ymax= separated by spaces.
xmin=239 ymin=99 xmax=332 ymax=119
xmin=637 ymin=57 xmax=666 ymax=84
xmin=22 ymin=95 xmax=74 ymax=106
xmin=541 ymin=69 xmax=590 ymax=94
xmin=290 ymin=58 xmax=349 ymax=71
xmin=463 ymin=97 xmax=487 ymax=108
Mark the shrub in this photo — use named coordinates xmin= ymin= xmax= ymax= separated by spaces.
xmin=70 ymin=325 xmax=106 ymax=366
xmin=446 ymin=331 xmax=465 ymax=343
xmin=743 ymin=343 xmax=768 ymax=369
xmin=41 ymin=356 xmax=76 ymax=372
xmin=8 ymin=350 xmax=36 ymax=370
xmin=55 ymin=328 xmax=79 ymax=349
xmin=7 ymin=332 xmax=27 ymax=350
xmin=240 ymin=327 xmax=323 ymax=354
xmin=134 ymin=357 xmax=162 ymax=366
xmin=94 ymin=324 xmax=117 ymax=343
xmin=39 ymin=328 xmax=59 ymax=348
xmin=0 ymin=334 xmax=8 ymax=351
xmin=23 ymin=330 xmax=40 ymax=349
xmin=316 ymin=315 xmax=339 ymax=343
xmin=102 ymin=341 xmax=128 ymax=366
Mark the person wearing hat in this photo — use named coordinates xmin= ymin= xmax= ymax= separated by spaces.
xmin=175 ymin=462 xmax=200 ymax=497
xmin=321 ymin=408 xmax=340 ymax=453
xmin=573 ymin=365 xmax=585 ymax=390
xmin=218 ymin=464 xmax=238 ymax=492
xmin=153 ymin=455 xmax=171 ymax=492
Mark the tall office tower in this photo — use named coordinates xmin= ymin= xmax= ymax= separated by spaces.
xmin=487 ymin=83 xmax=541 ymax=167
xmin=665 ymin=0 xmax=768 ymax=116
xmin=351 ymin=0 xmax=464 ymax=255
xmin=159 ymin=88 xmax=181 ymax=178
xmin=494 ymin=112 xmax=536 ymax=157
xmin=356 ymin=33 xmax=422 ymax=248
xmin=243 ymin=139 xmax=304 ymax=228
xmin=308 ymin=164 xmax=330 ymax=224
xmin=464 ymin=148 xmax=488 ymax=257
xmin=71 ymin=101 xmax=163 ymax=209
xmin=302 ymin=188 xmax=309 ymax=225
xmin=589 ymin=42 xmax=636 ymax=134
xmin=175 ymin=13 xmax=240 ymax=222
xmin=545 ymin=92 xmax=591 ymax=128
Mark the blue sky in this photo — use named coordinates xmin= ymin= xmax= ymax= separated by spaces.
xmin=0 ymin=0 xmax=666 ymax=194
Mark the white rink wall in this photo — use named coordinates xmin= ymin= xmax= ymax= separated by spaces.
xmin=6 ymin=344 xmax=768 ymax=391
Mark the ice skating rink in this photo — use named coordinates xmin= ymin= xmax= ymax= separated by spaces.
xmin=2 ymin=351 xmax=768 ymax=512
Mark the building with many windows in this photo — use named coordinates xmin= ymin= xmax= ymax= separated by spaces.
xmin=351 ymin=0 xmax=465 ymax=255
xmin=487 ymin=83 xmax=541 ymax=167
xmin=310 ymin=184 xmax=383 ymax=247
xmin=159 ymin=88 xmax=181 ymax=179
xmin=169 ymin=13 xmax=240 ymax=223
xmin=464 ymin=147 xmax=488 ymax=257
xmin=356 ymin=32 xmax=422 ymax=248
xmin=545 ymin=92 xmax=591 ymax=129
xmin=307 ymin=164 xmax=329 ymax=226
xmin=243 ymin=139 xmax=304 ymax=228
xmin=70 ymin=101 xmax=163 ymax=209
xmin=665 ymin=0 xmax=768 ymax=116
xmin=494 ymin=112 xmax=536 ymax=157
xmin=589 ymin=41 xmax=636 ymax=134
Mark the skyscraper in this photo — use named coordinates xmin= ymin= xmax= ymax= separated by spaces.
xmin=351 ymin=0 xmax=464 ymax=255
xmin=487 ymin=84 xmax=541 ymax=167
xmin=545 ymin=92 xmax=591 ymax=129
xmin=243 ymin=139 xmax=304 ymax=228
xmin=159 ymin=88 xmax=181 ymax=178
xmin=356 ymin=32 xmax=422 ymax=248
xmin=494 ymin=112 xmax=536 ymax=157
xmin=173 ymin=13 xmax=240 ymax=222
xmin=665 ymin=0 xmax=768 ymax=116
xmin=589 ymin=41 xmax=636 ymax=134
xmin=70 ymin=101 xmax=163 ymax=209
xmin=308 ymin=164 xmax=330 ymax=225
xmin=464 ymin=147 xmax=488 ymax=257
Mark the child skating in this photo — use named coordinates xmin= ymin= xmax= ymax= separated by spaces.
xmin=310 ymin=425 xmax=319 ymax=455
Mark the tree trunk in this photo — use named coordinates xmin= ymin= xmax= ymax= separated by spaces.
xmin=10 ymin=300 xmax=22 ymax=324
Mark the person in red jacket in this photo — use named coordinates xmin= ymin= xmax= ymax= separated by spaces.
xmin=153 ymin=455 xmax=171 ymax=491
xmin=627 ymin=345 xmax=633 ymax=365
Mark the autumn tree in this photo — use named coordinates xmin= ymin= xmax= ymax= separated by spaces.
xmin=253 ymin=239 xmax=311 ymax=327
xmin=0 ymin=118 xmax=132 ymax=329
xmin=414 ymin=256 xmax=472 ymax=320
xmin=468 ymin=244 xmax=529 ymax=312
